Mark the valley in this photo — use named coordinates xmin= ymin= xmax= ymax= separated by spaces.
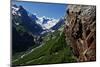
xmin=12 ymin=4 xmax=76 ymax=66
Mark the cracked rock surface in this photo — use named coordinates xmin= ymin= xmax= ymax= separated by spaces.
xmin=64 ymin=5 xmax=96 ymax=62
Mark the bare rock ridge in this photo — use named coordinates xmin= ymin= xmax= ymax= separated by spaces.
xmin=64 ymin=5 xmax=96 ymax=62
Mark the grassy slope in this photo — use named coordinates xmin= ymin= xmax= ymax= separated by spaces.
xmin=13 ymin=31 xmax=76 ymax=65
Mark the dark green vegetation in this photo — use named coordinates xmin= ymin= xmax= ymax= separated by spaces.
xmin=12 ymin=5 xmax=76 ymax=66
xmin=12 ymin=30 xmax=76 ymax=65
xmin=12 ymin=15 xmax=36 ymax=54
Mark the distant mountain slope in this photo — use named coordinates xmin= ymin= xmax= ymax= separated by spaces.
xmin=12 ymin=26 xmax=35 ymax=54
xmin=51 ymin=18 xmax=64 ymax=30
xmin=12 ymin=5 xmax=44 ymax=35
xmin=12 ymin=4 xmax=73 ymax=66
xmin=12 ymin=31 xmax=76 ymax=65
xmin=12 ymin=4 xmax=64 ymax=33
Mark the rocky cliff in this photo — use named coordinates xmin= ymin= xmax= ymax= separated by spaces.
xmin=64 ymin=5 xmax=96 ymax=62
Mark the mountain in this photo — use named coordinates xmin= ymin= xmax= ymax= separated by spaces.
xmin=31 ymin=15 xmax=60 ymax=30
xmin=12 ymin=30 xmax=76 ymax=65
xmin=28 ymin=13 xmax=38 ymax=21
xmin=12 ymin=26 xmax=35 ymax=54
xmin=42 ymin=17 xmax=50 ymax=24
xmin=51 ymin=18 xmax=64 ymax=30
xmin=12 ymin=4 xmax=44 ymax=55
xmin=12 ymin=4 xmax=77 ymax=65
xmin=12 ymin=4 xmax=44 ymax=35
xmin=12 ymin=4 xmax=65 ymax=36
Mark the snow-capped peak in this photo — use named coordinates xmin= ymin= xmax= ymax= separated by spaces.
xmin=12 ymin=5 xmax=21 ymax=16
xmin=12 ymin=4 xmax=62 ymax=30
xmin=36 ymin=16 xmax=59 ymax=30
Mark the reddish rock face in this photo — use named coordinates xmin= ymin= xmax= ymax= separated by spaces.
xmin=64 ymin=5 xmax=96 ymax=62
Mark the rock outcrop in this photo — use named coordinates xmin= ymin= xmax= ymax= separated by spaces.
xmin=64 ymin=5 xmax=96 ymax=62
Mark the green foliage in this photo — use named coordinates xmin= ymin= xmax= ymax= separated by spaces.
xmin=16 ymin=25 xmax=26 ymax=33
xmin=13 ymin=31 xmax=76 ymax=65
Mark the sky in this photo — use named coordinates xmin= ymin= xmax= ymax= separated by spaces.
xmin=12 ymin=1 xmax=67 ymax=19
